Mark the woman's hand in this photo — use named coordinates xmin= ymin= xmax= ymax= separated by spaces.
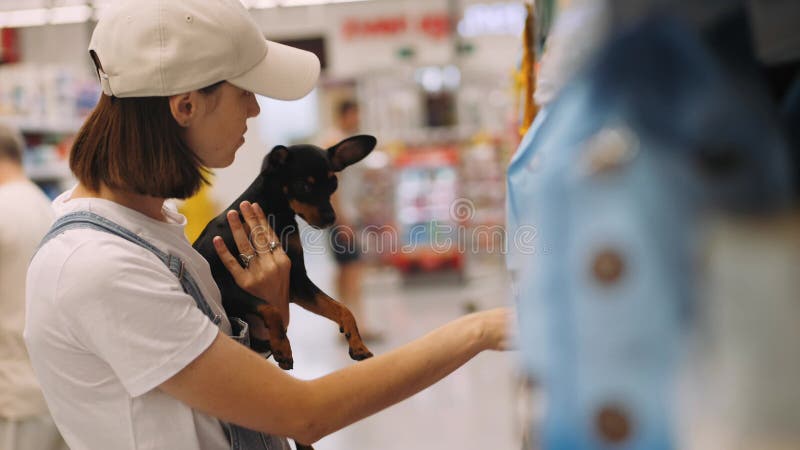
xmin=213 ymin=201 xmax=291 ymax=321
xmin=470 ymin=308 xmax=517 ymax=352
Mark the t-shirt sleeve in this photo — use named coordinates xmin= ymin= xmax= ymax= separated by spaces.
xmin=55 ymin=236 xmax=219 ymax=397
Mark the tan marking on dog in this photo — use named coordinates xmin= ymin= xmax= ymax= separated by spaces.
xmin=328 ymin=171 xmax=335 ymax=178
xmin=282 ymin=185 xmax=288 ymax=194
xmin=307 ymin=176 xmax=315 ymax=184
xmin=289 ymin=200 xmax=321 ymax=225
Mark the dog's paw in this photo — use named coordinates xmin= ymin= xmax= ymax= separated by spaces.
xmin=349 ymin=347 xmax=373 ymax=361
xmin=274 ymin=353 xmax=294 ymax=370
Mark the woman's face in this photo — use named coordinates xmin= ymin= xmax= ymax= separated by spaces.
xmin=179 ymin=82 xmax=261 ymax=169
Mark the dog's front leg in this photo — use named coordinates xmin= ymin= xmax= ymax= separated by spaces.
xmin=294 ymin=283 xmax=373 ymax=361
xmin=285 ymin=232 xmax=373 ymax=361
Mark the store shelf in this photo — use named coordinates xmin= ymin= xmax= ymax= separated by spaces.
xmin=25 ymin=160 xmax=72 ymax=182
xmin=372 ymin=124 xmax=486 ymax=145
xmin=0 ymin=116 xmax=84 ymax=135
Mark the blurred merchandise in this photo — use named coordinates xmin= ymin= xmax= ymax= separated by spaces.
xmin=460 ymin=133 xmax=505 ymax=228
xmin=0 ymin=64 xmax=99 ymax=129
xmin=357 ymin=150 xmax=395 ymax=227
xmin=0 ymin=63 xmax=99 ymax=197
xmin=532 ymin=0 xmax=610 ymax=107
xmin=20 ymin=136 xmax=75 ymax=198
xmin=508 ymin=2 xmax=798 ymax=450
xmin=389 ymin=147 xmax=464 ymax=277
xmin=355 ymin=148 xmax=396 ymax=266
xmin=358 ymin=66 xmax=514 ymax=145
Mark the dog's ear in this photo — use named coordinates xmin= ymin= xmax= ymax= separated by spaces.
xmin=262 ymin=145 xmax=290 ymax=173
xmin=327 ymin=135 xmax=377 ymax=172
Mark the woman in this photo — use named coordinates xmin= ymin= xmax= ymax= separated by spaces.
xmin=23 ymin=0 xmax=515 ymax=449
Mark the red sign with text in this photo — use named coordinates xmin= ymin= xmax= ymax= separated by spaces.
xmin=342 ymin=13 xmax=451 ymax=41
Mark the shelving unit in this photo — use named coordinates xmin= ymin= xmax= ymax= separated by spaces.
xmin=0 ymin=117 xmax=81 ymax=198
xmin=0 ymin=63 xmax=98 ymax=198
xmin=19 ymin=129 xmax=77 ymax=198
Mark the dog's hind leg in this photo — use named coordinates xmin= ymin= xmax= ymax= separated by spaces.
xmin=252 ymin=301 xmax=294 ymax=370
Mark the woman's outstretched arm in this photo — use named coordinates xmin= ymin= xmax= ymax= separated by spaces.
xmin=158 ymin=307 xmax=514 ymax=444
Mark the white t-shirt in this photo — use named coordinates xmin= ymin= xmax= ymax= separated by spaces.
xmin=0 ymin=179 xmax=54 ymax=419
xmin=24 ymin=187 xmax=231 ymax=450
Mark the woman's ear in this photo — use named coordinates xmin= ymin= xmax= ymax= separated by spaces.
xmin=168 ymin=92 xmax=196 ymax=127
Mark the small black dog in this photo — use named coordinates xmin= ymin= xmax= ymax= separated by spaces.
xmin=193 ymin=135 xmax=377 ymax=373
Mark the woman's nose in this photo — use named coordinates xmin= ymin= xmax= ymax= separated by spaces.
xmin=247 ymin=94 xmax=261 ymax=118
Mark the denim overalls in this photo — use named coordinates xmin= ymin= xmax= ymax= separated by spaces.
xmin=38 ymin=210 xmax=291 ymax=450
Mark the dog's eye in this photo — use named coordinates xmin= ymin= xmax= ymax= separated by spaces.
xmin=292 ymin=180 xmax=312 ymax=194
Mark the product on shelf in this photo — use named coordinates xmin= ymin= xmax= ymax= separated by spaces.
xmin=388 ymin=147 xmax=465 ymax=275
xmin=0 ymin=63 xmax=99 ymax=198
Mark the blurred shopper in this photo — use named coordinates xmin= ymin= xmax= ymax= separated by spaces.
xmin=321 ymin=99 xmax=383 ymax=342
xmin=23 ymin=1 xmax=515 ymax=449
xmin=0 ymin=123 xmax=65 ymax=450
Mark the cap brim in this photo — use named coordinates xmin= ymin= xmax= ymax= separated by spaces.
xmin=229 ymin=40 xmax=320 ymax=101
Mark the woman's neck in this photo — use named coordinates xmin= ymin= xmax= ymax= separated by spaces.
xmin=71 ymin=183 xmax=168 ymax=222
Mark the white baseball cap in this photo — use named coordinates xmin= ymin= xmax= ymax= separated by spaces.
xmin=88 ymin=0 xmax=320 ymax=100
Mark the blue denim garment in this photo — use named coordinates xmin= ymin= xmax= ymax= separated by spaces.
xmin=507 ymin=14 xmax=794 ymax=450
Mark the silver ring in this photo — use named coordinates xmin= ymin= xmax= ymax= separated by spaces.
xmin=239 ymin=253 xmax=256 ymax=268
xmin=268 ymin=241 xmax=279 ymax=253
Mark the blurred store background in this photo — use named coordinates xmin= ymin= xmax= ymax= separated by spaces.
xmin=2 ymin=0 xmax=800 ymax=449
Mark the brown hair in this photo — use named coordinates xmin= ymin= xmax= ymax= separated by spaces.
xmin=69 ymin=81 xmax=223 ymax=199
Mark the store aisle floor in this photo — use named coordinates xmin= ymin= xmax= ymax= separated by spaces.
xmin=286 ymin=243 xmax=520 ymax=450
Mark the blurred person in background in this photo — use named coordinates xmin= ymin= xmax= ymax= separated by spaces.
xmin=0 ymin=123 xmax=65 ymax=450
xmin=321 ymin=99 xmax=383 ymax=342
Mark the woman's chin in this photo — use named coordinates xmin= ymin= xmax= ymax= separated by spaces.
xmin=205 ymin=156 xmax=236 ymax=169
xmin=202 ymin=143 xmax=242 ymax=169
